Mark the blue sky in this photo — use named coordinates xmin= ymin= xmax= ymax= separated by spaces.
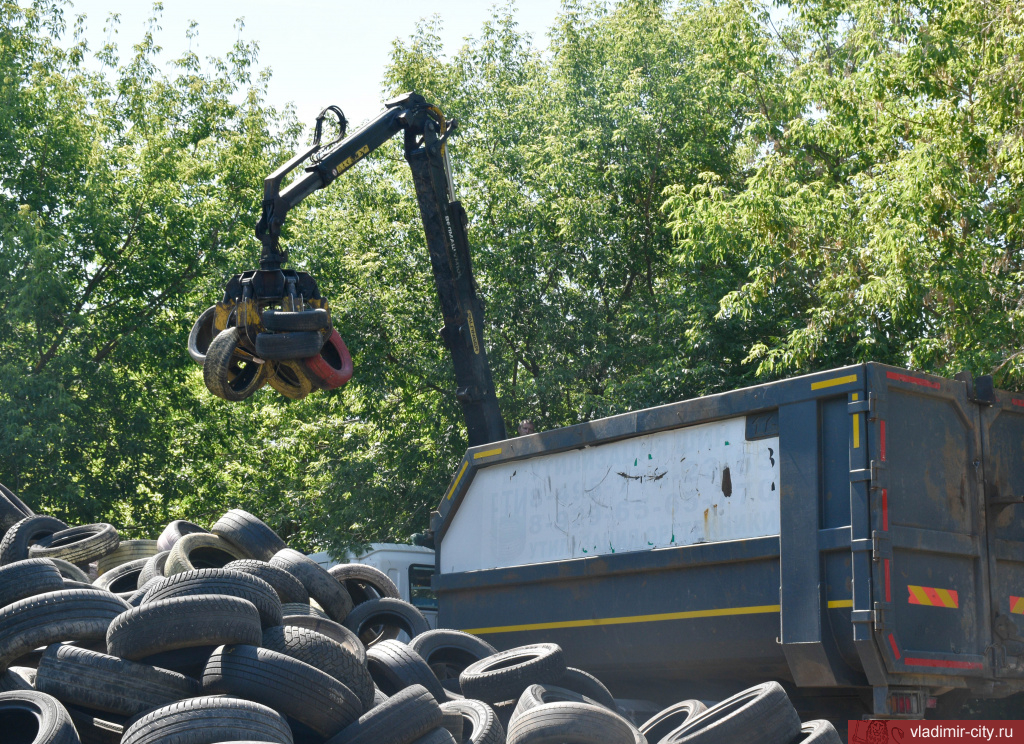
xmin=64 ymin=1 xmax=566 ymax=128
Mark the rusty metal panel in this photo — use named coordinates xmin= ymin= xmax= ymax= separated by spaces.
xmin=440 ymin=416 xmax=779 ymax=574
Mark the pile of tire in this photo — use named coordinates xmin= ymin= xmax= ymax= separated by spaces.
xmin=188 ymin=300 xmax=352 ymax=402
xmin=0 ymin=484 xmax=842 ymax=744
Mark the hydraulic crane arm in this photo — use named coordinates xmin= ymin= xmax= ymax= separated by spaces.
xmin=253 ymin=92 xmax=507 ymax=447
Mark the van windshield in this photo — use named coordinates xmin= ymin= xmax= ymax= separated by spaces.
xmin=409 ymin=564 xmax=438 ymax=611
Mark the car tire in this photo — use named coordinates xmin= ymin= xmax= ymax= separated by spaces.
xmin=0 ymin=516 xmax=68 ymax=565
xmin=96 ymin=540 xmax=159 ymax=575
xmin=141 ymin=568 xmax=283 ymax=628
xmin=410 ymin=630 xmax=497 ymax=691
xmin=343 ymin=598 xmax=429 ymax=647
xmin=270 ymin=549 xmax=353 ymax=622
xmin=156 ymin=520 xmax=208 ymax=552
xmin=324 ymin=684 xmax=441 ymax=744
xmin=224 ymin=560 xmax=309 ymax=604
xmin=639 ymin=700 xmax=708 ymax=744
xmin=510 ymin=684 xmax=602 ymax=727
xmin=0 ymin=689 xmax=79 ymax=744
xmin=328 ymin=563 xmax=400 ymax=605
xmin=262 ymin=624 xmax=375 ymax=710
xmin=658 ymin=682 xmax=800 ymax=744
xmin=440 ymin=699 xmax=505 ymax=744
xmin=0 ymin=558 xmax=65 ymax=608
xmin=35 ymin=643 xmax=200 ymax=717
xmin=366 ymin=640 xmax=447 ymax=703
xmin=0 ymin=589 xmax=130 ymax=671
xmin=203 ymin=326 xmax=270 ymax=401
xmin=211 ymin=510 xmax=286 ymax=562
xmin=106 ymin=595 xmax=262 ymax=660
xmin=262 ymin=308 xmax=331 ymax=332
xmin=797 ymin=720 xmax=843 ymax=743
xmin=93 ymin=558 xmax=150 ymax=595
xmin=120 ymin=695 xmax=294 ymax=744
xmin=255 ymin=331 xmax=325 ymax=361
xmin=459 ymin=644 xmax=566 ymax=705
xmin=165 ymin=533 xmax=248 ymax=576
xmin=188 ymin=305 xmax=217 ymax=365
xmin=29 ymin=523 xmax=120 ymax=566
xmin=202 ymin=644 xmax=362 ymax=738
xmin=302 ymin=329 xmax=353 ymax=389
xmin=506 ymin=701 xmax=643 ymax=744
xmin=279 ymin=614 xmax=365 ymax=664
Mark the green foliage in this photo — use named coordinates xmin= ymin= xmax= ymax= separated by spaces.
xmin=0 ymin=0 xmax=300 ymax=532
xmin=1 ymin=0 xmax=1021 ymax=555
xmin=666 ymin=0 xmax=1024 ymax=385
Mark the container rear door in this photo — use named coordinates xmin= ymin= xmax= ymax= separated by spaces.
xmin=865 ymin=366 xmax=990 ymax=677
xmin=980 ymin=390 xmax=1024 ymax=678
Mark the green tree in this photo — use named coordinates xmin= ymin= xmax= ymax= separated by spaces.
xmin=0 ymin=0 xmax=299 ymax=531
xmin=666 ymin=0 xmax=1024 ymax=386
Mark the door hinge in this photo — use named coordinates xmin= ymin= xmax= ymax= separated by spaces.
xmin=847 ymin=392 xmax=883 ymax=421
xmin=872 ymin=531 xmax=892 ymax=561
xmin=873 ymin=601 xmax=894 ymax=630
xmin=851 ymin=460 xmax=887 ymax=490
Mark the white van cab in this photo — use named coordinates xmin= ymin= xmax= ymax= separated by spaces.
xmin=308 ymin=543 xmax=438 ymax=629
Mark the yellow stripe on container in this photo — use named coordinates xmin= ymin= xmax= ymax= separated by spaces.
xmin=473 ymin=448 xmax=502 ymax=460
xmin=811 ymin=374 xmax=858 ymax=391
xmin=828 ymin=599 xmax=853 ymax=608
xmin=462 ymin=604 xmax=781 ymax=635
xmin=445 ymin=460 xmax=469 ymax=501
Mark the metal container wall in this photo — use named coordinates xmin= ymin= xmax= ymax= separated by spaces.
xmin=431 ymin=363 xmax=1024 ymax=715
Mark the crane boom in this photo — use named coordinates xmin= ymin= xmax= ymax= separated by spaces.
xmin=252 ymin=92 xmax=507 ymax=446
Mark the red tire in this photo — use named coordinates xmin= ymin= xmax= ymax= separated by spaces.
xmin=302 ymin=329 xmax=352 ymax=389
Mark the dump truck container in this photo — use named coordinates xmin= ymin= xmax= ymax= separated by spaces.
xmin=430 ymin=363 xmax=1024 ymax=718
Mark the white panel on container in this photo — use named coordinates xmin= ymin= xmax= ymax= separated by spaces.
xmin=440 ymin=416 xmax=780 ymax=574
